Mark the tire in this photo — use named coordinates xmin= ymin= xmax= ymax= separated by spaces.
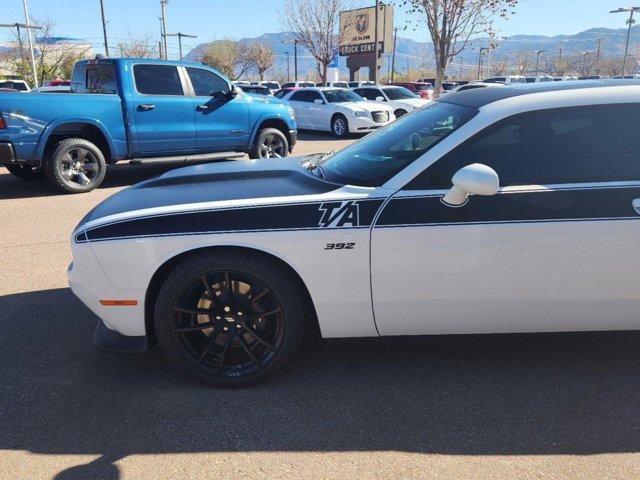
xmin=5 ymin=164 xmax=45 ymax=181
xmin=45 ymin=138 xmax=107 ymax=193
xmin=394 ymin=109 xmax=408 ymax=118
xmin=331 ymin=114 xmax=349 ymax=138
xmin=154 ymin=250 xmax=306 ymax=387
xmin=249 ymin=128 xmax=289 ymax=159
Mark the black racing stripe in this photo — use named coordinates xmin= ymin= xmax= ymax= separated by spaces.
xmin=84 ymin=199 xmax=385 ymax=242
xmin=376 ymin=186 xmax=640 ymax=227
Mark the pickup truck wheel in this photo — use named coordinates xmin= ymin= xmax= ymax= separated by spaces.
xmin=250 ymin=128 xmax=289 ymax=159
xmin=45 ymin=138 xmax=106 ymax=193
xmin=5 ymin=164 xmax=45 ymax=181
xmin=154 ymin=250 xmax=305 ymax=387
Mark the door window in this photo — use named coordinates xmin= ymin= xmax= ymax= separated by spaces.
xmin=134 ymin=64 xmax=184 ymax=95
xmin=187 ymin=67 xmax=230 ymax=96
xmin=407 ymin=104 xmax=640 ymax=189
xmin=354 ymin=88 xmax=383 ymax=101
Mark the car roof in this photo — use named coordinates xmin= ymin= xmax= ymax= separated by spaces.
xmin=440 ymin=79 xmax=640 ymax=108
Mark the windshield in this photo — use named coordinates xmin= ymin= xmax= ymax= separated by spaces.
xmin=263 ymin=82 xmax=279 ymax=89
xmin=414 ymin=84 xmax=433 ymax=91
xmin=317 ymin=102 xmax=477 ymax=187
xmin=323 ymin=89 xmax=363 ymax=103
xmin=382 ymin=86 xmax=418 ymax=100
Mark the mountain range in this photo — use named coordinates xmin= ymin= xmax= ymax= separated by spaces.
xmin=185 ymin=25 xmax=640 ymax=79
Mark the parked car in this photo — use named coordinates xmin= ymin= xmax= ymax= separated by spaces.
xmin=316 ymin=81 xmax=350 ymax=88
xmin=388 ymin=81 xmax=434 ymax=99
xmin=447 ymin=82 xmax=505 ymax=93
xmin=482 ymin=75 xmax=526 ymax=85
xmin=0 ymin=80 xmax=30 ymax=92
xmin=525 ymin=76 xmax=555 ymax=83
xmin=240 ymin=85 xmax=271 ymax=96
xmin=31 ymin=86 xmax=72 ymax=93
xmin=257 ymin=81 xmax=281 ymax=94
xmin=553 ymin=76 xmax=579 ymax=81
xmin=418 ymin=79 xmax=459 ymax=91
xmin=273 ymin=87 xmax=298 ymax=99
xmin=281 ymin=81 xmax=316 ymax=88
xmin=0 ymin=58 xmax=297 ymax=193
xmin=68 ymin=80 xmax=640 ymax=386
xmin=348 ymin=81 xmax=375 ymax=88
xmin=352 ymin=85 xmax=429 ymax=117
xmin=281 ymin=87 xmax=394 ymax=138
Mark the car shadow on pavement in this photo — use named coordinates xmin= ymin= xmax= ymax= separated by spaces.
xmin=2 ymin=288 xmax=640 ymax=479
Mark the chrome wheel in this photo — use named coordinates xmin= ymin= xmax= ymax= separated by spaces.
xmin=58 ymin=148 xmax=100 ymax=188
xmin=258 ymin=133 xmax=286 ymax=158
xmin=332 ymin=117 xmax=347 ymax=137
xmin=170 ymin=270 xmax=286 ymax=378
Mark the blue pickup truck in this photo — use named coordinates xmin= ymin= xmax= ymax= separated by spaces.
xmin=0 ymin=58 xmax=297 ymax=193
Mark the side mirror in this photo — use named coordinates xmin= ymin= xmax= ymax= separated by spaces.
xmin=441 ymin=163 xmax=499 ymax=207
xmin=375 ymin=96 xmax=385 ymax=102
xmin=228 ymin=85 xmax=241 ymax=97
xmin=314 ymin=98 xmax=324 ymax=104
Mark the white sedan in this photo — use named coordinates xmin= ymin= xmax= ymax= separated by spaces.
xmin=352 ymin=85 xmax=430 ymax=117
xmin=281 ymin=87 xmax=395 ymax=138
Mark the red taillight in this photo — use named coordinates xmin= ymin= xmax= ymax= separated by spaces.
xmin=0 ymin=113 xmax=6 ymax=129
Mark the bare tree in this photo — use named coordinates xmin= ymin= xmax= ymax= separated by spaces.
xmin=491 ymin=58 xmax=509 ymax=75
xmin=200 ymin=40 xmax=255 ymax=79
xmin=402 ymin=0 xmax=520 ymax=95
xmin=248 ymin=41 xmax=275 ymax=80
xmin=280 ymin=0 xmax=353 ymax=83
xmin=117 ymin=32 xmax=158 ymax=58
xmin=552 ymin=56 xmax=572 ymax=76
xmin=512 ymin=50 xmax=532 ymax=75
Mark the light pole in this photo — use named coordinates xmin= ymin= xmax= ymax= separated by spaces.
xmin=373 ymin=0 xmax=381 ymax=84
xmin=610 ymin=7 xmax=640 ymax=77
xmin=160 ymin=0 xmax=169 ymax=60
xmin=477 ymin=47 xmax=489 ymax=80
xmin=21 ymin=0 xmax=39 ymax=88
xmin=281 ymin=39 xmax=299 ymax=81
xmin=532 ymin=49 xmax=547 ymax=76
xmin=580 ymin=51 xmax=592 ymax=76
xmin=390 ymin=26 xmax=398 ymax=82
xmin=98 ymin=0 xmax=109 ymax=56
xmin=285 ymin=51 xmax=290 ymax=81
xmin=164 ymin=32 xmax=197 ymax=60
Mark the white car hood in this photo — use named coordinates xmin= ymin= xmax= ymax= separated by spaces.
xmin=392 ymin=98 xmax=430 ymax=108
xmin=336 ymin=101 xmax=391 ymax=113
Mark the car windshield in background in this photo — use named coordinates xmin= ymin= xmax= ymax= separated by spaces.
xmin=414 ymin=84 xmax=433 ymax=91
xmin=263 ymin=82 xmax=279 ymax=89
xmin=382 ymin=86 xmax=418 ymax=100
xmin=317 ymin=101 xmax=477 ymax=187
xmin=0 ymin=81 xmax=28 ymax=91
xmin=243 ymin=87 xmax=270 ymax=95
xmin=323 ymin=89 xmax=364 ymax=103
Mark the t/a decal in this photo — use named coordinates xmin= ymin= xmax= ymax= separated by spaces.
xmin=318 ymin=201 xmax=360 ymax=228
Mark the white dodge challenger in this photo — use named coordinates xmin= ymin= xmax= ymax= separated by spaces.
xmin=69 ymin=81 xmax=640 ymax=386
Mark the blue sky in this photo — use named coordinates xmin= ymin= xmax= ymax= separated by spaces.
xmin=0 ymin=0 xmax=635 ymax=56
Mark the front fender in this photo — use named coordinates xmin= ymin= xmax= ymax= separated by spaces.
xmin=248 ymin=113 xmax=297 ymax=146
xmin=36 ymin=117 xmax=121 ymax=161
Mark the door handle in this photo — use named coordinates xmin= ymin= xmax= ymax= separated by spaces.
xmin=196 ymin=105 xmax=210 ymax=112
xmin=633 ymin=198 xmax=640 ymax=215
xmin=137 ymin=104 xmax=155 ymax=111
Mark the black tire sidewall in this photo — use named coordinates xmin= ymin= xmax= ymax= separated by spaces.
xmin=249 ymin=128 xmax=289 ymax=159
xmin=394 ymin=109 xmax=407 ymax=118
xmin=45 ymin=138 xmax=106 ymax=193
xmin=331 ymin=114 xmax=349 ymax=138
xmin=154 ymin=250 xmax=305 ymax=387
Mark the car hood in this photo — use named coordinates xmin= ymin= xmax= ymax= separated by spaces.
xmin=392 ymin=98 xmax=430 ymax=108
xmin=335 ymin=101 xmax=391 ymax=112
xmin=79 ymin=156 xmax=340 ymax=229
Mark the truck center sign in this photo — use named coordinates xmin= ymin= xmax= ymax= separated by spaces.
xmin=339 ymin=5 xmax=394 ymax=57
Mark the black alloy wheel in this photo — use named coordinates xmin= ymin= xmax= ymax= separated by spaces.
xmin=154 ymin=251 xmax=305 ymax=387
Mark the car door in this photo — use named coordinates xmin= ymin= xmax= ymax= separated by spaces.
xmin=304 ymin=90 xmax=329 ymax=131
xmin=286 ymin=91 xmax=311 ymax=128
xmin=130 ymin=63 xmax=196 ymax=154
xmin=186 ymin=67 xmax=250 ymax=151
xmin=371 ymin=103 xmax=640 ymax=336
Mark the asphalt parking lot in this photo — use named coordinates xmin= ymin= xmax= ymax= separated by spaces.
xmin=2 ymin=132 xmax=640 ymax=479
